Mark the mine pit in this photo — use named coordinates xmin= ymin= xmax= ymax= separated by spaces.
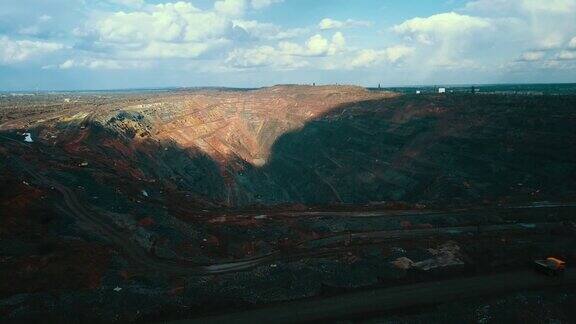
xmin=1 ymin=86 xmax=576 ymax=323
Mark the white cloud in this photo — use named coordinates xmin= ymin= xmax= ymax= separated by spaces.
xmin=541 ymin=35 xmax=566 ymax=49
xmin=349 ymin=45 xmax=414 ymax=68
xmin=39 ymin=14 xmax=52 ymax=22
xmin=520 ymin=0 xmax=576 ymax=13
xmin=105 ymin=0 xmax=145 ymax=8
xmin=57 ymin=58 xmax=150 ymax=69
xmin=557 ymin=50 xmax=576 ymax=60
xmin=394 ymin=12 xmax=491 ymax=45
xmin=94 ymin=3 xmax=231 ymax=43
xmin=349 ymin=50 xmax=385 ymax=68
xmin=214 ymin=0 xmax=246 ymax=17
xmin=233 ymin=20 xmax=307 ymax=40
xmin=214 ymin=0 xmax=282 ymax=15
xmin=121 ymin=40 xmax=227 ymax=59
xmin=463 ymin=0 xmax=576 ymax=50
xmin=466 ymin=0 xmax=576 ymax=14
xmin=18 ymin=26 xmax=41 ymax=36
xmin=226 ymin=32 xmax=345 ymax=69
xmin=279 ymin=32 xmax=346 ymax=57
xmin=226 ymin=46 xmax=307 ymax=69
xmin=519 ymin=50 xmax=546 ymax=61
xmin=464 ymin=0 xmax=515 ymax=15
xmin=17 ymin=14 xmax=56 ymax=36
xmin=518 ymin=0 xmax=576 ymax=49
xmin=392 ymin=12 xmax=493 ymax=69
xmin=319 ymin=18 xmax=342 ymax=30
xmin=0 ymin=36 xmax=63 ymax=64
xmin=250 ymin=0 xmax=283 ymax=10
xmin=384 ymin=45 xmax=415 ymax=63
xmin=318 ymin=18 xmax=371 ymax=30
xmin=79 ymin=1 xmax=302 ymax=62
xmin=2 ymin=0 xmax=575 ymax=85
xmin=80 ymin=2 xmax=235 ymax=59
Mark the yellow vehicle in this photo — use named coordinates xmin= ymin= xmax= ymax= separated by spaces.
xmin=534 ymin=257 xmax=566 ymax=276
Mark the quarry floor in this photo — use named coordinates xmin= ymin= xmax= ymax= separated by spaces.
xmin=176 ymin=269 xmax=576 ymax=324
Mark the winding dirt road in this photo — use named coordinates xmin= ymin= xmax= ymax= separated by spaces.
xmin=174 ymin=269 xmax=576 ymax=323
xmin=4 ymin=135 xmax=572 ymax=277
xmin=7 ymin=150 xmax=568 ymax=276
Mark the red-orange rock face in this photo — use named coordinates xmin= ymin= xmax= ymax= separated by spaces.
xmin=124 ymin=86 xmax=396 ymax=166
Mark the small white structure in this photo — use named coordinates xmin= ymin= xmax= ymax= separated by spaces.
xmin=142 ymin=190 xmax=149 ymax=197
xmin=23 ymin=133 xmax=33 ymax=143
xmin=438 ymin=88 xmax=446 ymax=94
xmin=416 ymin=90 xmax=421 ymax=94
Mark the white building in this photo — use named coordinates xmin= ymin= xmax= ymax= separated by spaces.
xmin=438 ymin=88 xmax=446 ymax=94
xmin=416 ymin=90 xmax=421 ymax=94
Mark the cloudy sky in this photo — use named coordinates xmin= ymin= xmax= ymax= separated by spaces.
xmin=1 ymin=0 xmax=576 ymax=90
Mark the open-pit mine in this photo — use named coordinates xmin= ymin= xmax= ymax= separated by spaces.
xmin=2 ymin=85 xmax=576 ymax=322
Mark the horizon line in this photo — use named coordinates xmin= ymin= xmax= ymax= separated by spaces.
xmin=1 ymin=81 xmax=576 ymax=94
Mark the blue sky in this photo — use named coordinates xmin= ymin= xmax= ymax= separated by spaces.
xmin=1 ymin=0 xmax=575 ymax=90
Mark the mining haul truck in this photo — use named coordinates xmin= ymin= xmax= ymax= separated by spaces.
xmin=534 ymin=257 xmax=566 ymax=276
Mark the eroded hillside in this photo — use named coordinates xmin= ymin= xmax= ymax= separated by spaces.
xmin=96 ymin=85 xmax=393 ymax=167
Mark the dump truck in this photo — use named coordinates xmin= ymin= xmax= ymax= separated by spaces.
xmin=534 ymin=257 xmax=566 ymax=276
